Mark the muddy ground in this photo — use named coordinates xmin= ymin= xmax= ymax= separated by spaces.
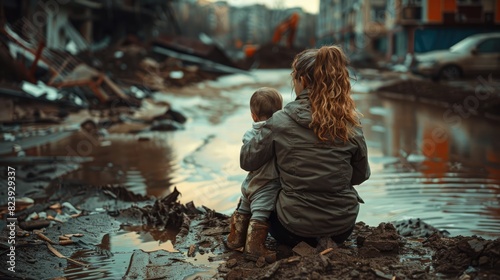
xmin=1 ymin=183 xmax=499 ymax=280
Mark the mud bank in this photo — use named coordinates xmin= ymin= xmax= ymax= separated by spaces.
xmin=1 ymin=184 xmax=499 ymax=280
xmin=374 ymin=74 xmax=500 ymax=122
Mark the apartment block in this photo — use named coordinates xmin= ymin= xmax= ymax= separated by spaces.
xmin=387 ymin=0 xmax=500 ymax=61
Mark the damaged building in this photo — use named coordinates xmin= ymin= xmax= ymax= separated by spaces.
xmin=0 ymin=0 xmax=246 ymax=125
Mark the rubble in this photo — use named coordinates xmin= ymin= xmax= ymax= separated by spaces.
xmin=237 ymin=43 xmax=304 ymax=70
xmin=1 ymin=20 xmax=239 ymax=128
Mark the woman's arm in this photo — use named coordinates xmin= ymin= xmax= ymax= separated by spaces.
xmin=351 ymin=132 xmax=370 ymax=185
xmin=240 ymin=121 xmax=275 ymax=171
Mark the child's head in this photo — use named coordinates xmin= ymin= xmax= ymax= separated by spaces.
xmin=250 ymin=87 xmax=283 ymax=122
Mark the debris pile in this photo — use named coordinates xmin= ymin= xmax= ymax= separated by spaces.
xmin=77 ymin=35 xmax=237 ymax=91
xmin=238 ymin=43 xmax=304 ymax=69
xmin=0 ymin=22 xmax=246 ymax=126
xmin=427 ymin=235 xmax=500 ymax=275
xmin=0 ymin=24 xmax=141 ymax=123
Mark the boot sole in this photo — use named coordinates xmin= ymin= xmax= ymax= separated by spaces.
xmin=243 ymin=252 xmax=259 ymax=261
xmin=226 ymin=242 xmax=244 ymax=250
xmin=244 ymin=252 xmax=277 ymax=263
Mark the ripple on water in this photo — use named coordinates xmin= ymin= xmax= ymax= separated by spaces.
xmin=358 ymin=159 xmax=500 ymax=239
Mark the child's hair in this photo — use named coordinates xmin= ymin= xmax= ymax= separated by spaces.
xmin=291 ymin=45 xmax=360 ymax=143
xmin=250 ymin=87 xmax=283 ymax=121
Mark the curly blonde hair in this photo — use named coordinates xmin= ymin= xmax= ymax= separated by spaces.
xmin=291 ymin=45 xmax=360 ymax=143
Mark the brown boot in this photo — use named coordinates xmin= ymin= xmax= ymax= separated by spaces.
xmin=226 ymin=211 xmax=251 ymax=250
xmin=244 ymin=220 xmax=277 ymax=263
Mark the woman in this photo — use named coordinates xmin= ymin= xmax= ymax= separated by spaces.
xmin=240 ymin=45 xmax=370 ymax=249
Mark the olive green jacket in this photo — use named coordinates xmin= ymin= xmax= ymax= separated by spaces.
xmin=240 ymin=90 xmax=370 ymax=237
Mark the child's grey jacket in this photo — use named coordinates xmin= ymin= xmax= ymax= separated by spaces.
xmin=241 ymin=121 xmax=280 ymax=200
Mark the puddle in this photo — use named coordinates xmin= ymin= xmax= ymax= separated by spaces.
xmin=63 ymin=225 xmax=221 ymax=280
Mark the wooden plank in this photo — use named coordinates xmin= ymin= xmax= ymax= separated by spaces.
xmin=103 ymin=76 xmax=129 ymax=100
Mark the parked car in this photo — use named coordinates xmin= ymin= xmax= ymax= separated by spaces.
xmin=411 ymin=32 xmax=500 ymax=81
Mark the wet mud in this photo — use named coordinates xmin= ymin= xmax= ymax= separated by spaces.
xmin=218 ymin=222 xmax=500 ymax=280
xmin=1 ymin=182 xmax=499 ymax=280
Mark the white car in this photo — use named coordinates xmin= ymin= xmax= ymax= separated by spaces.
xmin=411 ymin=32 xmax=500 ymax=80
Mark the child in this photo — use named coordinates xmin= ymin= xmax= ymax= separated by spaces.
xmin=227 ymin=87 xmax=282 ymax=263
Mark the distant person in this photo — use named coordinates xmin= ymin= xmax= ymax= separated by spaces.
xmin=240 ymin=45 xmax=370 ymax=248
xmin=227 ymin=87 xmax=283 ymax=263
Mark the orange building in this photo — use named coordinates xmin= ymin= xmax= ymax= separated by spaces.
xmin=386 ymin=0 xmax=500 ymax=61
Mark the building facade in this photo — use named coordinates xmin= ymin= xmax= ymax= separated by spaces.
xmin=318 ymin=0 xmax=500 ymax=61
xmin=317 ymin=0 xmax=388 ymax=56
xmin=387 ymin=0 xmax=500 ymax=61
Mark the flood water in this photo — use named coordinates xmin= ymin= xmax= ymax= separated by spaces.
xmin=29 ymin=70 xmax=500 ymax=276
xmin=32 ymin=69 xmax=500 ymax=238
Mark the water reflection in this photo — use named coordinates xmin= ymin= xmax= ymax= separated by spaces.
xmin=63 ymin=228 xmax=179 ymax=279
xmin=36 ymin=131 xmax=176 ymax=197
xmin=355 ymin=93 xmax=500 ymax=238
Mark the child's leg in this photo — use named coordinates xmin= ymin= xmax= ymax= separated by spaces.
xmin=244 ymin=182 xmax=280 ymax=263
xmin=227 ymin=196 xmax=251 ymax=250
xmin=248 ymin=183 xmax=280 ymax=222
xmin=237 ymin=195 xmax=251 ymax=215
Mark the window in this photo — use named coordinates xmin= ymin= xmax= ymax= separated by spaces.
xmin=477 ymin=38 xmax=500 ymax=53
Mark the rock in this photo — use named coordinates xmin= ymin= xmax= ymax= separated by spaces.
xmin=218 ymin=265 xmax=231 ymax=273
xmin=467 ymin=239 xmax=486 ymax=254
xmin=19 ymin=219 xmax=51 ymax=231
xmin=226 ymin=258 xmax=237 ymax=268
xmin=350 ymin=269 xmax=360 ymax=277
xmin=458 ymin=273 xmax=471 ymax=280
xmin=187 ymin=244 xmax=197 ymax=257
xmin=372 ymin=268 xmax=393 ymax=279
xmin=255 ymin=256 xmax=267 ymax=268
xmin=292 ymin=241 xmax=316 ymax=257
xmin=478 ymin=256 xmax=489 ymax=266
xmin=311 ymin=271 xmax=321 ymax=279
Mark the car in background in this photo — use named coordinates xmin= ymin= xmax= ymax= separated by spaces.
xmin=411 ymin=33 xmax=500 ymax=81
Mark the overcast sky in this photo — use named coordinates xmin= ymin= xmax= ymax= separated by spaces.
xmin=209 ymin=0 xmax=320 ymax=14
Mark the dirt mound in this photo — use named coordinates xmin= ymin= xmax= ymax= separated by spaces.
xmin=217 ymin=222 xmax=500 ymax=280
xmin=427 ymin=235 xmax=500 ymax=275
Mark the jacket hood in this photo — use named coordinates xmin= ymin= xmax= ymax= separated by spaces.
xmin=283 ymin=89 xmax=312 ymax=129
